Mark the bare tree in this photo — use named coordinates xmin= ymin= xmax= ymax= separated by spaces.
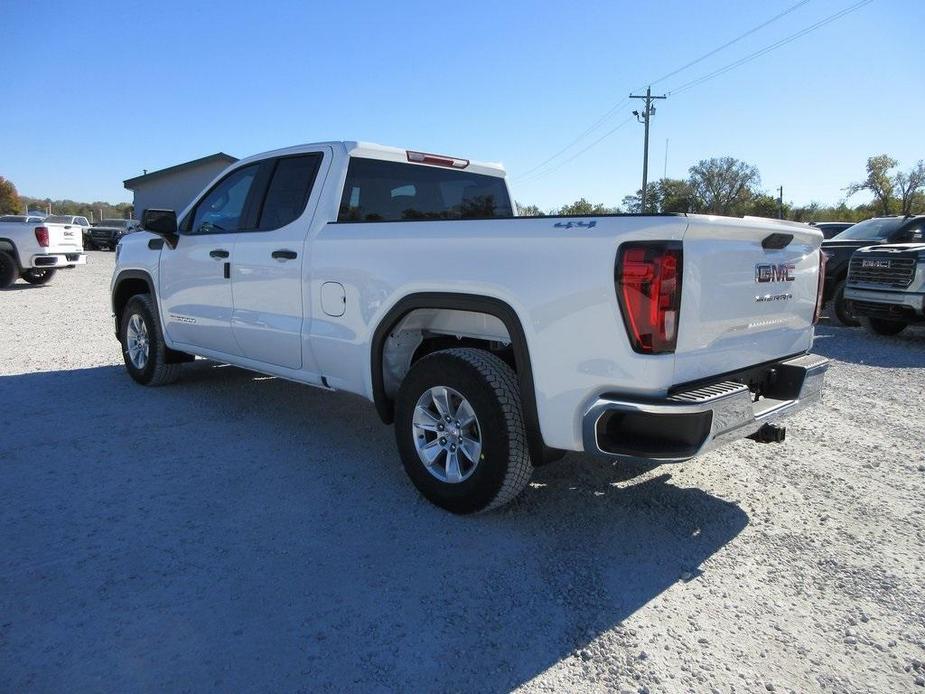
xmin=895 ymin=160 xmax=925 ymax=215
xmin=846 ymin=155 xmax=897 ymax=216
xmin=687 ymin=157 xmax=760 ymax=215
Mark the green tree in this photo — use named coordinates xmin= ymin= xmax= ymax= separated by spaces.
xmin=746 ymin=193 xmax=785 ymax=219
xmin=688 ymin=157 xmax=761 ymax=215
xmin=556 ymin=198 xmax=618 ymax=215
xmin=653 ymin=178 xmax=695 ymax=213
xmin=0 ymin=176 xmax=20 ymax=215
xmin=895 ymin=160 xmax=925 ymax=215
xmin=846 ymin=154 xmax=898 ymax=216
xmin=515 ymin=202 xmax=545 ymax=217
xmin=621 ymin=179 xmax=693 ymax=213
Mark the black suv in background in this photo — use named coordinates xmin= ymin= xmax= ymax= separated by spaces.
xmin=822 ymin=215 xmax=925 ymax=325
xmin=88 ymin=219 xmax=142 ymax=251
xmin=810 ymin=221 xmax=855 ymax=239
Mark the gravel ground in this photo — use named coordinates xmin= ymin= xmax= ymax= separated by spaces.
xmin=1 ymin=252 xmax=924 ymax=693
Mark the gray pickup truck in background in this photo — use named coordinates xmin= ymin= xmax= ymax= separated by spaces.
xmin=846 ymin=242 xmax=925 ymax=335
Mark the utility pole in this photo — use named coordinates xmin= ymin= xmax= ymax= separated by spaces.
xmin=630 ymin=86 xmax=666 ymax=213
xmin=777 ymin=185 xmax=784 ymax=219
xmin=663 ymin=138 xmax=669 ymax=179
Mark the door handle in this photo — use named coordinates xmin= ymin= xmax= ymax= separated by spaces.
xmin=210 ymin=249 xmax=230 ymax=259
xmin=272 ymin=249 xmax=298 ymax=260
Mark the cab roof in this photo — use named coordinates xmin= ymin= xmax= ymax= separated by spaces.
xmin=234 ymin=141 xmax=507 ymax=178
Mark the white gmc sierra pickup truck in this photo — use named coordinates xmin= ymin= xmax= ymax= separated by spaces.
xmin=0 ymin=216 xmax=87 ymax=288
xmin=111 ymin=141 xmax=828 ymax=513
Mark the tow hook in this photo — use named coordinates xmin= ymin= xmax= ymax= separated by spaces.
xmin=748 ymin=423 xmax=787 ymax=444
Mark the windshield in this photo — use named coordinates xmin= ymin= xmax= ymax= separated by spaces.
xmin=832 ymin=218 xmax=903 ymax=241
xmin=0 ymin=215 xmax=26 ymax=222
xmin=45 ymin=215 xmax=72 ymax=223
xmin=101 ymin=219 xmax=129 ymax=227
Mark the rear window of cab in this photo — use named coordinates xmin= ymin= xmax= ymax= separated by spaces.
xmin=338 ymin=157 xmax=513 ymax=222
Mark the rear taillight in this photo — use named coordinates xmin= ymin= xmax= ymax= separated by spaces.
xmin=616 ymin=242 xmax=682 ymax=354
xmin=813 ymin=248 xmax=827 ymax=324
xmin=34 ymin=226 xmax=49 ymax=247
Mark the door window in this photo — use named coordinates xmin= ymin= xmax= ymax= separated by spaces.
xmin=186 ymin=164 xmax=260 ymax=234
xmin=257 ymin=154 xmax=322 ymax=230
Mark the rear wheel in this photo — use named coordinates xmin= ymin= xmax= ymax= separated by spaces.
xmin=0 ymin=251 xmax=17 ymax=289
xmin=120 ymin=294 xmax=183 ymax=386
xmin=394 ymin=348 xmax=534 ymax=514
xmin=832 ymin=280 xmax=860 ymax=326
xmin=860 ymin=316 xmax=907 ymax=336
xmin=21 ymin=268 xmax=57 ymax=285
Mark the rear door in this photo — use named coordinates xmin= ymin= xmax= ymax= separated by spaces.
xmin=158 ymin=163 xmax=262 ymax=356
xmin=673 ymin=216 xmax=821 ymax=384
xmin=230 ymin=150 xmax=327 ymax=371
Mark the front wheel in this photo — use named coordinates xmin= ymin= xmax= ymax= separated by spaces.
xmin=394 ymin=348 xmax=534 ymax=514
xmin=120 ymin=294 xmax=183 ymax=386
xmin=832 ymin=280 xmax=860 ymax=326
xmin=21 ymin=268 xmax=57 ymax=285
xmin=860 ymin=316 xmax=907 ymax=336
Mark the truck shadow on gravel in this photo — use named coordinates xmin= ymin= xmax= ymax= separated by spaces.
xmin=812 ymin=321 xmax=925 ymax=368
xmin=1 ymin=362 xmax=748 ymax=691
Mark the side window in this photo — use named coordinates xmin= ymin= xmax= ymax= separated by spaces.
xmin=186 ymin=164 xmax=260 ymax=234
xmin=337 ymin=157 xmax=514 ymax=222
xmin=257 ymin=154 xmax=321 ymax=230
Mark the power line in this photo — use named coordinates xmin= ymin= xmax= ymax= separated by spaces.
xmin=645 ymin=0 xmax=812 ymax=88
xmin=518 ymin=0 xmax=872 ymax=183
xmin=669 ymin=0 xmax=875 ymax=96
xmin=514 ymin=99 xmax=629 ymax=180
xmin=514 ymin=0 xmax=815 ymax=180
xmin=516 ymin=116 xmax=635 ymax=184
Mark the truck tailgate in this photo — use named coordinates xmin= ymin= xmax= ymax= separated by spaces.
xmin=673 ymin=216 xmax=822 ymax=385
xmin=45 ymin=223 xmax=83 ymax=252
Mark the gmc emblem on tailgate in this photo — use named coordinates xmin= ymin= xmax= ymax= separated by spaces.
xmin=755 ymin=263 xmax=795 ymax=283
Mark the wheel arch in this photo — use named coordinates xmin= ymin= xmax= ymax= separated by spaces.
xmin=112 ymin=269 xmax=156 ymax=336
xmin=0 ymin=238 xmax=22 ymax=270
xmin=370 ymin=292 xmax=547 ymax=458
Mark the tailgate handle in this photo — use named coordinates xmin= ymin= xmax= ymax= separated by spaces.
xmin=762 ymin=233 xmax=793 ymax=250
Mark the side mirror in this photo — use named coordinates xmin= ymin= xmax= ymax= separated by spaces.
xmin=142 ymin=208 xmax=178 ymax=236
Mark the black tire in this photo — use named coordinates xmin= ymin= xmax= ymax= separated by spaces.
xmin=832 ymin=280 xmax=860 ymax=326
xmin=21 ymin=268 xmax=57 ymax=285
xmin=395 ymin=348 xmax=534 ymax=514
xmin=860 ymin=316 xmax=907 ymax=336
xmin=119 ymin=294 xmax=183 ymax=386
xmin=0 ymin=250 xmax=17 ymax=289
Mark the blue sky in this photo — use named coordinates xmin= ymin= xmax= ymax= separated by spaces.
xmin=1 ymin=0 xmax=921 ymax=210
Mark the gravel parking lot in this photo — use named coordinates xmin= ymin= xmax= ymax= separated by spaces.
xmin=2 ymin=252 xmax=924 ymax=692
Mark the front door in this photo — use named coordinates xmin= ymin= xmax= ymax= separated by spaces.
xmin=158 ymin=163 xmax=261 ymax=356
xmin=231 ymin=152 xmax=326 ymax=370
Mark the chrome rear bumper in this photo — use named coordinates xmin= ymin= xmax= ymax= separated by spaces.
xmin=583 ymin=353 xmax=829 ymax=462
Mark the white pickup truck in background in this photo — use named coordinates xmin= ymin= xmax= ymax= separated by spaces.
xmin=0 ymin=216 xmax=87 ymax=288
xmin=111 ymin=141 xmax=828 ymax=513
